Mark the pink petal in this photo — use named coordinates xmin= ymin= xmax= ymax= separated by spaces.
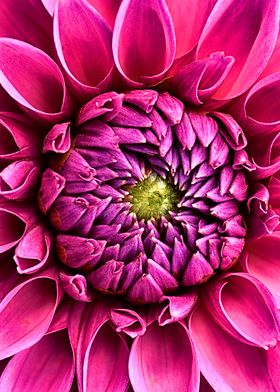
xmin=165 ymin=0 xmax=217 ymax=58
xmin=59 ymin=272 xmax=93 ymax=302
xmin=0 ymin=0 xmax=53 ymax=54
xmin=0 ymin=203 xmax=27 ymax=252
xmin=234 ymin=72 xmax=280 ymax=137
xmin=54 ymin=0 xmax=113 ymax=100
xmin=0 ymin=115 xmax=40 ymax=161
xmin=110 ymin=308 xmax=146 ymax=338
xmin=171 ymin=52 xmax=234 ymax=105
xmin=129 ymin=322 xmax=199 ymax=392
xmin=246 ymin=232 xmax=280 ymax=305
xmin=0 ymin=272 xmax=60 ymax=359
xmin=190 ymin=303 xmax=279 ymax=392
xmin=197 ymin=0 xmax=280 ymax=100
xmin=83 ymin=323 xmax=129 ymax=392
xmin=0 ymin=38 xmax=71 ymax=124
xmin=267 ymin=343 xmax=280 ymax=386
xmin=0 ymin=160 xmax=41 ymax=201
xmin=204 ymin=273 xmax=280 ymax=348
xmin=158 ymin=291 xmax=197 ymax=326
xmin=112 ymin=0 xmax=176 ymax=86
xmin=0 ymin=331 xmax=74 ymax=392
xmin=14 ymin=224 xmax=52 ymax=274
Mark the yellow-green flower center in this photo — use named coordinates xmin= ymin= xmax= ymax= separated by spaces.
xmin=129 ymin=173 xmax=180 ymax=220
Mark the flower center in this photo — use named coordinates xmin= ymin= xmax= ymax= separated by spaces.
xmin=128 ymin=173 xmax=180 ymax=220
xmin=38 ymin=90 xmax=251 ymax=304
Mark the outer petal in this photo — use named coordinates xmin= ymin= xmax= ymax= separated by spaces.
xmin=190 ymin=304 xmax=279 ymax=392
xmin=129 ymin=322 xmax=199 ymax=392
xmin=54 ymin=0 xmax=113 ymax=100
xmin=0 ymin=331 xmax=74 ymax=392
xmin=112 ymin=0 xmax=176 ymax=86
xmin=69 ymin=300 xmax=129 ymax=392
xmin=0 ymin=272 xmax=60 ymax=359
xmin=246 ymin=232 xmax=280 ymax=305
xmin=203 ymin=273 xmax=280 ymax=348
xmin=43 ymin=0 xmax=121 ymax=28
xmin=165 ymin=0 xmax=217 ymax=58
xmin=233 ymin=72 xmax=280 ymax=137
xmin=0 ymin=38 xmax=71 ymax=124
xmin=197 ymin=0 xmax=280 ymax=100
xmin=0 ymin=0 xmax=53 ymax=54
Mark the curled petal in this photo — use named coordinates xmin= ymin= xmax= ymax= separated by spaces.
xmin=158 ymin=291 xmax=197 ymax=326
xmin=0 ymin=203 xmax=28 ymax=253
xmin=234 ymin=72 xmax=280 ymax=137
xmin=54 ymin=0 xmax=113 ymax=99
xmin=0 ymin=272 xmax=60 ymax=359
xmin=59 ymin=272 xmax=93 ymax=302
xmin=110 ymin=308 xmax=147 ymax=338
xmin=14 ymin=224 xmax=52 ymax=274
xmin=190 ymin=303 xmax=279 ymax=392
xmin=113 ymin=0 xmax=176 ymax=86
xmin=0 ymin=160 xmax=41 ymax=201
xmin=43 ymin=122 xmax=71 ymax=154
xmin=129 ymin=322 xmax=199 ymax=392
xmin=0 ymin=38 xmax=71 ymax=124
xmin=204 ymin=273 xmax=280 ymax=348
xmin=197 ymin=0 xmax=280 ymax=100
xmin=171 ymin=53 xmax=234 ymax=105
xmin=0 ymin=115 xmax=40 ymax=160
xmin=0 ymin=331 xmax=74 ymax=392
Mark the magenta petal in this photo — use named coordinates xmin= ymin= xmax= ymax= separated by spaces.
xmin=0 ymin=331 xmax=74 ymax=392
xmin=158 ymin=292 xmax=197 ymax=326
xmin=0 ymin=0 xmax=53 ymax=54
xmin=84 ymin=323 xmax=129 ymax=392
xmin=0 ymin=203 xmax=27 ymax=252
xmin=14 ymin=224 xmax=52 ymax=274
xmin=197 ymin=0 xmax=280 ymax=100
xmin=110 ymin=308 xmax=146 ymax=338
xmin=43 ymin=122 xmax=71 ymax=153
xmin=190 ymin=303 xmax=279 ymax=392
xmin=129 ymin=321 xmax=199 ymax=392
xmin=54 ymin=0 xmax=113 ymax=100
xmin=0 ymin=160 xmax=41 ymax=201
xmin=113 ymin=0 xmax=176 ymax=86
xmin=59 ymin=271 xmax=93 ymax=302
xmin=0 ymin=273 xmax=59 ymax=359
xmin=246 ymin=233 xmax=280 ymax=305
xmin=235 ymin=72 xmax=280 ymax=137
xmin=165 ymin=0 xmax=217 ymax=58
xmin=0 ymin=38 xmax=71 ymax=124
xmin=204 ymin=273 xmax=280 ymax=348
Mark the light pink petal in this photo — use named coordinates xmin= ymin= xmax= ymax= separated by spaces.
xmin=204 ymin=273 xmax=280 ymax=348
xmin=0 ymin=38 xmax=71 ymax=124
xmin=166 ymin=0 xmax=217 ymax=58
xmin=113 ymin=0 xmax=176 ymax=86
xmin=0 ymin=0 xmax=53 ymax=54
xmin=54 ymin=0 xmax=113 ymax=100
xmin=0 ymin=331 xmax=74 ymax=392
xmin=83 ymin=323 xmax=129 ymax=392
xmin=246 ymin=232 xmax=280 ymax=305
xmin=0 ymin=273 xmax=60 ymax=359
xmin=190 ymin=304 xmax=279 ymax=392
xmin=197 ymin=0 xmax=280 ymax=100
xmin=129 ymin=322 xmax=199 ymax=392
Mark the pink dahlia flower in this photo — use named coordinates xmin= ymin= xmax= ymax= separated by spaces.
xmin=1 ymin=0 xmax=280 ymax=390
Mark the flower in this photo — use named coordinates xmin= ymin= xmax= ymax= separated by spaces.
xmin=0 ymin=0 xmax=280 ymax=391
